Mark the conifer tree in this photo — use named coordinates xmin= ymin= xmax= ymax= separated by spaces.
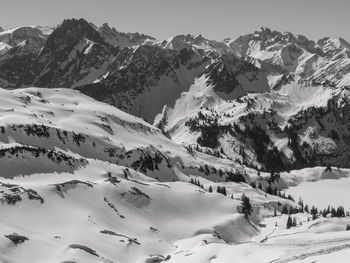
xmin=311 ymin=206 xmax=318 ymax=220
xmin=241 ymin=196 xmax=253 ymax=220
xmin=281 ymin=204 xmax=289 ymax=214
xmin=331 ymin=207 xmax=337 ymax=217
xmin=286 ymin=215 xmax=292 ymax=229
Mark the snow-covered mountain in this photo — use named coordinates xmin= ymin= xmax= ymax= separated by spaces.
xmin=1 ymin=18 xmax=350 ymax=262
xmin=0 ymin=25 xmax=53 ymax=54
xmin=225 ymin=27 xmax=350 ymax=89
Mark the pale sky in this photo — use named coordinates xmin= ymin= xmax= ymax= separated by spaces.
xmin=1 ymin=0 xmax=350 ymax=42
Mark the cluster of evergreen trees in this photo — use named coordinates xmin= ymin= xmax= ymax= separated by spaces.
xmin=190 ymin=178 xmax=204 ymax=189
xmin=280 ymin=196 xmax=349 ymax=228
xmin=208 ymin=185 xmax=227 ymax=196
xmin=251 ymin=172 xmax=294 ymax=202
xmin=320 ymin=205 xmax=346 ymax=218
xmin=184 ymin=110 xmax=231 ymax=149
xmin=286 ymin=215 xmax=298 ymax=229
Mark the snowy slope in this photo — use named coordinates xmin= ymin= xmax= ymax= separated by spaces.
xmin=164 ymin=79 xmax=350 ymax=170
xmin=0 ymin=88 xmax=350 ymax=262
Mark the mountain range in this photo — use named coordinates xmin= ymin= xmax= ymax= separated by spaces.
xmin=1 ymin=18 xmax=350 ymax=263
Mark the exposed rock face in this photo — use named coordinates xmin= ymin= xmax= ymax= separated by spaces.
xmin=98 ymin=23 xmax=155 ymax=48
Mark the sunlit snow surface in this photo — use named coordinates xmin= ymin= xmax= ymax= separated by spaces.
xmin=0 ymin=88 xmax=350 ymax=263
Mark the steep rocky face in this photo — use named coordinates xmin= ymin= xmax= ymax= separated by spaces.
xmin=78 ymin=45 xmax=210 ymax=122
xmin=317 ymin=37 xmax=350 ymax=57
xmin=32 ymin=19 xmax=114 ymax=88
xmin=0 ymin=19 xmax=115 ymax=88
xmin=98 ymin=23 xmax=155 ymax=48
xmin=0 ymin=40 xmax=40 ymax=88
xmin=40 ymin=19 xmax=106 ymax=57
xmin=205 ymin=54 xmax=269 ymax=96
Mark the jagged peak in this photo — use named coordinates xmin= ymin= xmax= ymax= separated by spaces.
xmin=98 ymin=22 xmax=155 ymax=48
xmin=89 ymin=22 xmax=99 ymax=31
xmin=98 ymin=22 xmax=155 ymax=40
xmin=100 ymin=22 xmax=115 ymax=32
xmin=0 ymin=26 xmax=4 ymax=32
xmin=254 ymin=26 xmax=273 ymax=34
xmin=41 ymin=18 xmax=107 ymax=56
xmin=317 ymin=36 xmax=350 ymax=50
xmin=251 ymin=26 xmax=313 ymax=43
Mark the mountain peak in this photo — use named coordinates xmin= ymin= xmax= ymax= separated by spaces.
xmin=98 ymin=23 xmax=155 ymax=48
xmin=100 ymin=22 xmax=117 ymax=34
xmin=41 ymin=18 xmax=106 ymax=56
xmin=255 ymin=26 xmax=273 ymax=34
xmin=0 ymin=26 xmax=4 ymax=32
xmin=317 ymin=36 xmax=350 ymax=50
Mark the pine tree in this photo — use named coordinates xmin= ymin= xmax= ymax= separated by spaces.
xmin=304 ymin=204 xmax=309 ymax=213
xmin=273 ymin=187 xmax=278 ymax=196
xmin=331 ymin=207 xmax=337 ymax=217
xmin=281 ymin=204 xmax=289 ymax=214
xmin=274 ymin=208 xmax=277 ymax=217
xmin=298 ymin=197 xmax=304 ymax=212
xmin=322 ymin=209 xmax=328 ymax=217
xmin=346 ymin=224 xmax=350 ymax=231
xmin=208 ymin=186 xmax=213 ymax=193
xmin=311 ymin=206 xmax=318 ymax=220
xmin=288 ymin=206 xmax=294 ymax=215
xmin=266 ymin=185 xmax=273 ymax=195
xmin=292 ymin=217 xmax=297 ymax=227
xmin=222 ymin=186 xmax=227 ymax=196
xmin=336 ymin=206 xmax=345 ymax=217
xmin=286 ymin=215 xmax=292 ymax=229
xmin=241 ymin=196 xmax=253 ymax=220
